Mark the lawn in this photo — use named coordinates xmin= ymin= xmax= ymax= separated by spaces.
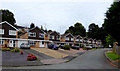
xmin=107 ymin=52 xmax=120 ymax=61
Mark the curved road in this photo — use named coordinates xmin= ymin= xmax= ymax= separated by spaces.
xmin=3 ymin=49 xmax=117 ymax=69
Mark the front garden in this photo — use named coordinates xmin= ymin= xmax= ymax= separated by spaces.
xmin=107 ymin=51 xmax=120 ymax=61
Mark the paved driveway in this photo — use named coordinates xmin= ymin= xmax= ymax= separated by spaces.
xmin=5 ymin=49 xmax=118 ymax=69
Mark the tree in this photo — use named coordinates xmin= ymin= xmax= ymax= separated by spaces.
xmin=87 ymin=23 xmax=99 ymax=39
xmin=0 ymin=9 xmax=16 ymax=25
xmin=65 ymin=22 xmax=86 ymax=37
xmin=74 ymin=22 xmax=86 ymax=37
xmin=30 ymin=23 xmax=35 ymax=29
xmin=41 ymin=25 xmax=43 ymax=30
xmin=103 ymin=1 xmax=120 ymax=44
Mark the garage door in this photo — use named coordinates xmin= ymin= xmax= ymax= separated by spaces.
xmin=18 ymin=40 xmax=28 ymax=48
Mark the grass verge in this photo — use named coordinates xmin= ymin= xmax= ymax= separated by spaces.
xmin=107 ymin=52 xmax=120 ymax=61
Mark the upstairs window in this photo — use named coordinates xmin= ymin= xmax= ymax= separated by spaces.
xmin=56 ymin=36 xmax=60 ymax=40
xmin=76 ymin=39 xmax=79 ymax=41
xmin=66 ymin=37 xmax=69 ymax=40
xmin=39 ymin=33 xmax=44 ymax=38
xmin=71 ymin=38 xmax=74 ymax=41
xmin=0 ymin=29 xmax=4 ymax=34
xmin=9 ymin=30 xmax=17 ymax=35
xmin=29 ymin=32 xmax=36 ymax=37
xmin=50 ymin=35 xmax=54 ymax=39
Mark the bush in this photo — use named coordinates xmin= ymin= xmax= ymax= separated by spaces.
xmin=2 ymin=48 xmax=10 ymax=51
xmin=27 ymin=54 xmax=37 ymax=61
xmin=63 ymin=45 xmax=70 ymax=50
xmin=83 ymin=45 xmax=87 ymax=50
xmin=11 ymin=48 xmax=20 ymax=52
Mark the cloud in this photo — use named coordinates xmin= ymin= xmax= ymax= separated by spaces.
xmin=2 ymin=0 xmax=113 ymax=3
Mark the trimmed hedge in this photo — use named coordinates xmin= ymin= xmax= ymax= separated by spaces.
xmin=2 ymin=48 xmax=10 ymax=51
xmin=11 ymin=48 xmax=20 ymax=52
xmin=62 ymin=45 xmax=70 ymax=50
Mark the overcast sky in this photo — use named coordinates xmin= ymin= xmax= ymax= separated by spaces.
xmin=0 ymin=0 xmax=113 ymax=34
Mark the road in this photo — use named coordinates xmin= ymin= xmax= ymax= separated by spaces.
xmin=3 ymin=49 xmax=118 ymax=69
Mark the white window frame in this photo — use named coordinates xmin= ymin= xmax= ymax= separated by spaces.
xmin=39 ymin=33 xmax=44 ymax=38
xmin=71 ymin=38 xmax=74 ymax=41
xmin=0 ymin=40 xmax=4 ymax=45
xmin=29 ymin=32 xmax=36 ymax=37
xmin=29 ymin=41 xmax=36 ymax=46
xmin=76 ymin=39 xmax=79 ymax=41
xmin=9 ymin=30 xmax=17 ymax=36
xmin=0 ymin=29 xmax=4 ymax=34
xmin=66 ymin=37 xmax=69 ymax=40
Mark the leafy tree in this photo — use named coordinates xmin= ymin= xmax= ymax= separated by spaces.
xmin=103 ymin=1 xmax=120 ymax=44
xmin=48 ymin=30 xmax=52 ymax=33
xmin=41 ymin=25 xmax=44 ymax=31
xmin=65 ymin=22 xmax=86 ymax=37
xmin=105 ymin=34 xmax=115 ymax=48
xmin=0 ymin=9 xmax=16 ymax=25
xmin=74 ymin=22 xmax=86 ymax=37
xmin=87 ymin=23 xmax=99 ymax=39
xmin=30 ymin=23 xmax=35 ymax=29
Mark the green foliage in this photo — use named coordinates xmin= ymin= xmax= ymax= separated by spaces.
xmin=2 ymin=48 xmax=10 ymax=51
xmin=83 ymin=45 xmax=87 ymax=50
xmin=0 ymin=9 xmax=16 ymax=25
xmin=103 ymin=2 xmax=120 ymax=43
xmin=105 ymin=34 xmax=115 ymax=47
xmin=65 ymin=22 xmax=86 ymax=37
xmin=107 ymin=52 xmax=120 ymax=61
xmin=11 ymin=48 xmax=20 ymax=52
xmin=30 ymin=23 xmax=35 ymax=29
xmin=62 ymin=45 xmax=70 ymax=50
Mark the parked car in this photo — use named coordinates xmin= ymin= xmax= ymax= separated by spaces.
xmin=71 ymin=44 xmax=80 ymax=50
xmin=85 ymin=44 xmax=92 ymax=49
xmin=20 ymin=43 xmax=30 ymax=49
xmin=48 ymin=43 xmax=59 ymax=50
xmin=59 ymin=44 xmax=65 ymax=49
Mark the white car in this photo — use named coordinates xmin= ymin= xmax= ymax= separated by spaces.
xmin=85 ymin=45 xmax=92 ymax=48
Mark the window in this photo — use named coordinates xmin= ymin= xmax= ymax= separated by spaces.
xmin=56 ymin=36 xmax=60 ymax=40
xmin=76 ymin=39 xmax=79 ymax=41
xmin=39 ymin=33 xmax=44 ymax=38
xmin=42 ymin=41 xmax=44 ymax=44
xmin=71 ymin=38 xmax=74 ymax=41
xmin=29 ymin=32 xmax=36 ymax=37
xmin=0 ymin=29 xmax=4 ymax=34
xmin=0 ymin=40 xmax=4 ymax=45
xmin=29 ymin=41 xmax=36 ymax=46
xmin=50 ymin=35 xmax=54 ymax=39
xmin=66 ymin=37 xmax=69 ymax=40
xmin=9 ymin=30 xmax=17 ymax=35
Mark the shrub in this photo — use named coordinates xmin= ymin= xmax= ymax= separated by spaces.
xmin=63 ymin=45 xmax=70 ymax=50
xmin=83 ymin=45 xmax=87 ymax=50
xmin=27 ymin=54 xmax=37 ymax=61
xmin=2 ymin=48 xmax=10 ymax=51
xmin=11 ymin=48 xmax=20 ymax=52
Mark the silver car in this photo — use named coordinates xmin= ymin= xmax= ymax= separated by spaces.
xmin=20 ymin=43 xmax=30 ymax=49
xmin=85 ymin=44 xmax=92 ymax=48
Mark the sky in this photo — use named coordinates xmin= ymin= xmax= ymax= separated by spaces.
xmin=0 ymin=0 xmax=113 ymax=34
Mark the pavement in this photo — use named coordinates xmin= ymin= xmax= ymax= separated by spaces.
xmin=3 ymin=49 xmax=118 ymax=69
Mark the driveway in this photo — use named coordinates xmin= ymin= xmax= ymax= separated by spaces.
xmin=4 ymin=49 xmax=118 ymax=69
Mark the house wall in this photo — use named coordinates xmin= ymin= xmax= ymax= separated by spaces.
xmin=20 ymin=33 xmax=28 ymax=39
xmin=60 ymin=37 xmax=65 ymax=42
xmin=36 ymin=41 xmax=39 ymax=48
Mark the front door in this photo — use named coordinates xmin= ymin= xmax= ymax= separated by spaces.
xmin=9 ymin=40 xmax=16 ymax=47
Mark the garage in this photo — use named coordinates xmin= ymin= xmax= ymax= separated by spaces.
xmin=18 ymin=40 xmax=28 ymax=48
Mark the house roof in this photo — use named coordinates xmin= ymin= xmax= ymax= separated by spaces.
xmin=0 ymin=21 xmax=19 ymax=31
xmin=29 ymin=26 xmax=45 ymax=34
xmin=61 ymin=33 xmax=75 ymax=38
xmin=49 ymin=31 xmax=60 ymax=35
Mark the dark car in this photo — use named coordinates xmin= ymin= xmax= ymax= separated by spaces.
xmin=59 ymin=44 xmax=65 ymax=49
xmin=20 ymin=43 xmax=30 ymax=49
xmin=71 ymin=44 xmax=80 ymax=50
xmin=48 ymin=43 xmax=59 ymax=50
